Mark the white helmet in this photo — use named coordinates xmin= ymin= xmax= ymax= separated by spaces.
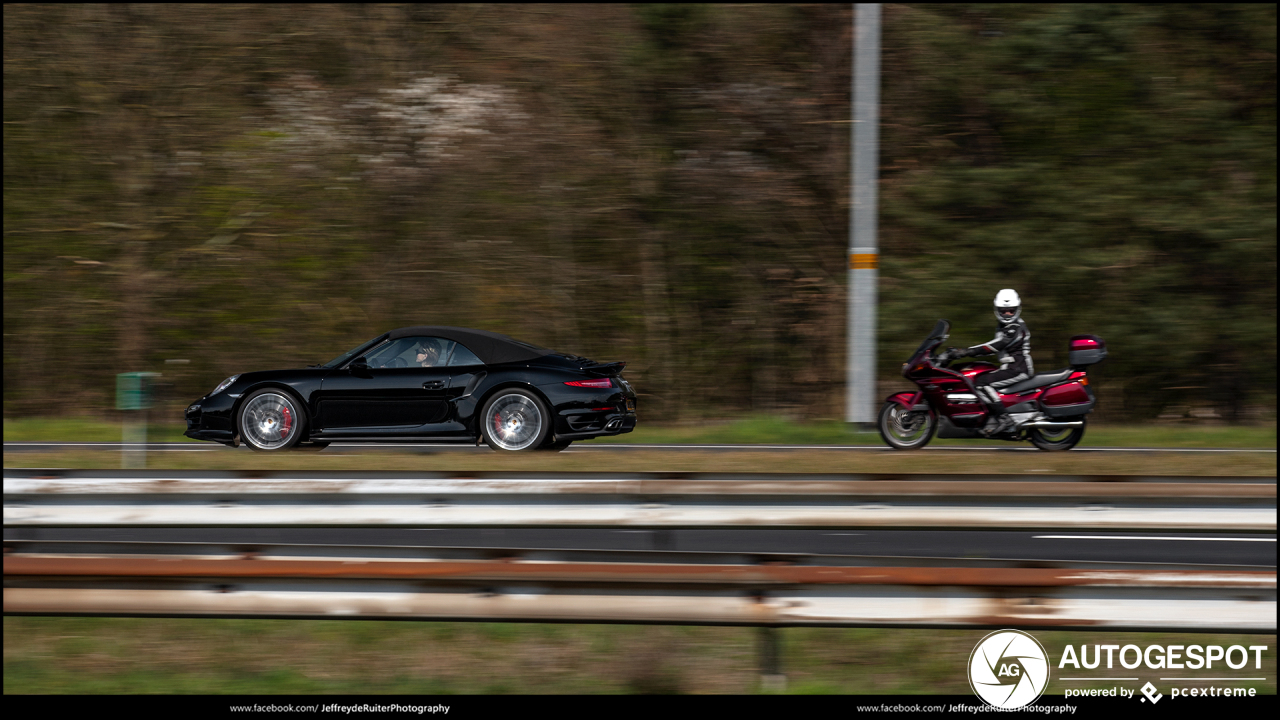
xmin=994 ymin=288 xmax=1021 ymax=324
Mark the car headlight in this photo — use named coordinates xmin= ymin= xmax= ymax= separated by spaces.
xmin=211 ymin=375 xmax=240 ymax=396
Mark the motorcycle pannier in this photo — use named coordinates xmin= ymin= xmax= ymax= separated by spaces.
xmin=1068 ymin=334 xmax=1107 ymax=367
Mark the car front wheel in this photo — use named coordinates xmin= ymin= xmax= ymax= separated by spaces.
xmin=480 ymin=389 xmax=550 ymax=452
xmin=238 ymin=389 xmax=305 ymax=452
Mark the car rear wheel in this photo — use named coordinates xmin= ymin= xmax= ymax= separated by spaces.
xmin=481 ymin=389 xmax=551 ymax=452
xmin=238 ymin=389 xmax=305 ymax=452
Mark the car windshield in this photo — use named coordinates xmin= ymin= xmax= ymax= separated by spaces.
xmin=320 ymin=334 xmax=387 ymax=369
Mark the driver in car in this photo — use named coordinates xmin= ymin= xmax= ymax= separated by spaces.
xmin=937 ymin=289 xmax=1032 ymax=436
xmin=415 ymin=342 xmax=443 ymax=367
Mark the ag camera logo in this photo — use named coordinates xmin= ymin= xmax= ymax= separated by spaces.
xmin=969 ymin=630 xmax=1050 ymax=709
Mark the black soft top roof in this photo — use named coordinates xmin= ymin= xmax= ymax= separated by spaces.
xmin=387 ymin=326 xmax=553 ymax=365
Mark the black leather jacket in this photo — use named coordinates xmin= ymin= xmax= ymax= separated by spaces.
xmin=963 ymin=318 xmax=1033 ymax=374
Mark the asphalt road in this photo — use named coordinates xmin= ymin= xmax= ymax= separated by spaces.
xmin=6 ymin=527 xmax=1274 ymax=570
xmin=4 ymin=441 xmax=1275 ymax=453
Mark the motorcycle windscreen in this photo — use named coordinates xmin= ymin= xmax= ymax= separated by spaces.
xmin=907 ymin=319 xmax=951 ymax=363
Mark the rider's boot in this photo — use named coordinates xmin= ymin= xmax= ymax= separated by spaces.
xmin=981 ymin=402 xmax=1014 ymax=436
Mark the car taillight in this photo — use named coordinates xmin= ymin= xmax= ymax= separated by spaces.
xmin=564 ymin=378 xmax=613 ymax=388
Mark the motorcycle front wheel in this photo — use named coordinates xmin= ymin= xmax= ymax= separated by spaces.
xmin=878 ymin=401 xmax=936 ymax=450
xmin=1028 ymin=417 xmax=1085 ymax=451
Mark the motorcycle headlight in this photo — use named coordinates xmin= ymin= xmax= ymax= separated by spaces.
xmin=211 ymin=375 xmax=240 ymax=396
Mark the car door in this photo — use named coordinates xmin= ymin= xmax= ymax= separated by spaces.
xmin=444 ymin=340 xmax=486 ymax=405
xmin=318 ymin=337 xmax=453 ymax=430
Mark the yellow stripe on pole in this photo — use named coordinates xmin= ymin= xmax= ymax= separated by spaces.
xmin=850 ymin=253 xmax=878 ymax=270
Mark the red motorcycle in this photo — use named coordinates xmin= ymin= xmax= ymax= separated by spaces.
xmin=878 ymin=319 xmax=1106 ymax=451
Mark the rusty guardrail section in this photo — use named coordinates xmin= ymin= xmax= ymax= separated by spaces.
xmin=6 ymin=555 xmax=1276 ymax=586
xmin=5 ymin=554 xmax=1274 ymax=631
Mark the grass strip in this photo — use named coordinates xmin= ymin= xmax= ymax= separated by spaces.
xmin=4 ymin=617 xmax=1273 ymax=695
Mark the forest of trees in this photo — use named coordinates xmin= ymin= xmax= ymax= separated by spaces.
xmin=4 ymin=4 xmax=1275 ymax=423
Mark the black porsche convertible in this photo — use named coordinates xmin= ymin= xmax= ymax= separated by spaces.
xmin=184 ymin=326 xmax=637 ymax=452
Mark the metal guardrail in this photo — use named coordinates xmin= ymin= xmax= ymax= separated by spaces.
xmin=5 ymin=553 xmax=1274 ymax=631
xmin=5 ymin=470 xmax=1275 ymax=631
xmin=4 ymin=470 xmax=1276 ymax=531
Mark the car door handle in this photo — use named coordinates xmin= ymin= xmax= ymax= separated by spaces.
xmin=423 ymin=380 xmax=444 ymax=389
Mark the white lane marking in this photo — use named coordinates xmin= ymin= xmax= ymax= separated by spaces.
xmin=1035 ymin=535 xmax=1276 ymax=542
xmin=1161 ymin=678 xmax=1267 ymax=681
xmin=583 ymin=444 xmax=1276 ymax=453
xmin=5 ymin=443 xmax=214 ymax=447
xmin=1060 ymin=678 xmax=1139 ymax=681
xmin=3 ymin=445 xmax=221 ymax=452
xmin=329 ymin=444 xmax=475 ymax=447
xmin=6 ymin=442 xmax=1275 ymax=453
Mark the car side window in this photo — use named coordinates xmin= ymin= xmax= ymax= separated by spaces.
xmin=448 ymin=342 xmax=483 ymax=367
xmin=407 ymin=337 xmax=452 ymax=368
xmin=364 ymin=337 xmax=453 ymax=368
xmin=364 ymin=338 xmax=414 ymax=368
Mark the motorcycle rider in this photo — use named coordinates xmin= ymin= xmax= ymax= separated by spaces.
xmin=938 ymin=289 xmax=1032 ymax=436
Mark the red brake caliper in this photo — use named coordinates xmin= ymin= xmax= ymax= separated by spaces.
xmin=280 ymin=406 xmax=293 ymax=439
xmin=493 ymin=410 xmax=502 ymax=434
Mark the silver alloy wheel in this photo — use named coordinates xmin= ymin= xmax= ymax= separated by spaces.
xmin=878 ymin=401 xmax=935 ymax=449
xmin=1028 ymin=419 xmax=1085 ymax=452
xmin=241 ymin=392 xmax=299 ymax=450
xmin=486 ymin=393 xmax=543 ymax=451
xmin=1035 ymin=426 xmax=1074 ymax=442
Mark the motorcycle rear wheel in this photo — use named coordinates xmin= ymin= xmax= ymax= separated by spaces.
xmin=1028 ymin=418 xmax=1085 ymax=451
xmin=878 ymin=401 xmax=936 ymax=450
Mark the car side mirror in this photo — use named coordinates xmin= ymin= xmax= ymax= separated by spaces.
xmin=349 ymin=357 xmax=369 ymax=371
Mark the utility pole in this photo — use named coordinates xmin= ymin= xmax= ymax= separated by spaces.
xmin=847 ymin=3 xmax=880 ymax=428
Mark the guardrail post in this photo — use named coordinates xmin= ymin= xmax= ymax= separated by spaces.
xmin=758 ymin=626 xmax=785 ymax=692
xmin=121 ymin=408 xmax=147 ymax=469
xmin=117 ymin=372 xmax=158 ymax=469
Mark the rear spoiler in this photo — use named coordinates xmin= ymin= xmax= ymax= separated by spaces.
xmin=584 ymin=361 xmax=627 ymax=378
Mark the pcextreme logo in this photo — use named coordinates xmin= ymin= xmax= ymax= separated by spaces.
xmin=969 ymin=629 xmax=1051 ymax=709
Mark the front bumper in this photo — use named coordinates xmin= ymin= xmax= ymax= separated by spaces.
xmin=184 ymin=394 xmax=237 ymax=444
